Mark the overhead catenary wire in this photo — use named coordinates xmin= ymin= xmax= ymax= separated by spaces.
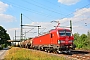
xmin=22 ymin=14 xmax=35 ymax=22
xmin=45 ymin=0 xmax=90 ymax=21
xmin=21 ymin=13 xmax=49 ymax=35
xmin=5 ymin=0 xmax=59 ymax=20
xmin=25 ymin=0 xmax=72 ymax=20
xmin=60 ymin=3 xmax=90 ymax=20
xmin=5 ymin=0 xmax=90 ymax=21
xmin=72 ymin=17 xmax=90 ymax=24
xmin=21 ymin=0 xmax=65 ymax=15
xmin=5 ymin=0 xmax=90 ymax=28
xmin=7 ymin=0 xmax=90 ymax=24
xmin=31 ymin=0 xmax=65 ymax=14
xmin=45 ymin=0 xmax=61 ymax=7
xmin=59 ymin=3 xmax=90 ymax=26
xmin=43 ymin=2 xmax=90 ymax=26
xmin=45 ymin=0 xmax=71 ymax=12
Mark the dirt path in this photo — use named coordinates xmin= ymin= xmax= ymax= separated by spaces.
xmin=0 ymin=48 xmax=8 ymax=60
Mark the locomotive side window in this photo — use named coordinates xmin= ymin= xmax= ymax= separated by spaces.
xmin=58 ymin=30 xmax=71 ymax=36
xmin=51 ymin=33 xmax=53 ymax=38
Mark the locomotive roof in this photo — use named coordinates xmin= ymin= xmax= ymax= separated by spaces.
xmin=36 ymin=28 xmax=71 ymax=37
xmin=50 ymin=28 xmax=71 ymax=32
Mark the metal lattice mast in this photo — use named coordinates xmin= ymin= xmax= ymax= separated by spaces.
xmin=20 ymin=13 xmax=23 ymax=41
xmin=70 ymin=20 xmax=72 ymax=32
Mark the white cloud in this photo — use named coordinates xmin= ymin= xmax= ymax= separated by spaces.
xmin=58 ymin=8 xmax=90 ymax=34
xmin=74 ymin=8 xmax=90 ymax=18
xmin=0 ymin=14 xmax=16 ymax=22
xmin=0 ymin=1 xmax=9 ymax=13
xmin=58 ymin=0 xmax=80 ymax=5
xmin=0 ymin=1 xmax=15 ymax=22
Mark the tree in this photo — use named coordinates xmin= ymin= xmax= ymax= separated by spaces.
xmin=73 ymin=33 xmax=80 ymax=48
xmin=74 ymin=32 xmax=90 ymax=49
xmin=79 ymin=34 xmax=87 ymax=48
xmin=74 ymin=33 xmax=80 ymax=41
xmin=74 ymin=33 xmax=87 ymax=48
xmin=86 ymin=31 xmax=90 ymax=49
xmin=0 ymin=26 xmax=11 ymax=46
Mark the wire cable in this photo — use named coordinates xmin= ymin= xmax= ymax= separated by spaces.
xmin=22 ymin=14 xmax=35 ymax=22
xmin=22 ymin=0 xmax=64 ymax=15
xmin=5 ymin=0 xmax=59 ymax=20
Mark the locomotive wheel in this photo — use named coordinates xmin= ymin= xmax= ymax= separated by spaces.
xmin=39 ymin=47 xmax=44 ymax=51
xmin=53 ymin=49 xmax=58 ymax=54
xmin=45 ymin=49 xmax=47 ymax=52
xmin=47 ymin=50 xmax=51 ymax=53
xmin=46 ymin=49 xmax=51 ymax=53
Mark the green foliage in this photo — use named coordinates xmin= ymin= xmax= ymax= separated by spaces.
xmin=74 ymin=31 xmax=90 ymax=49
xmin=73 ymin=33 xmax=80 ymax=48
xmin=0 ymin=26 xmax=11 ymax=47
xmin=1 ymin=44 xmax=6 ymax=48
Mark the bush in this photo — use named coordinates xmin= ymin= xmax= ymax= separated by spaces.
xmin=74 ymin=32 xmax=90 ymax=50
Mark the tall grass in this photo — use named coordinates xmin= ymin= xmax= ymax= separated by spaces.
xmin=4 ymin=47 xmax=66 ymax=60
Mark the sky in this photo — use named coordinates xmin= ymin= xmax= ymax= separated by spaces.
xmin=0 ymin=0 xmax=90 ymax=40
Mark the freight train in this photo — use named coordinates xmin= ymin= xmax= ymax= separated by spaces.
xmin=20 ymin=23 xmax=76 ymax=53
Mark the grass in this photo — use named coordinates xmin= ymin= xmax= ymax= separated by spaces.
xmin=4 ymin=47 xmax=67 ymax=60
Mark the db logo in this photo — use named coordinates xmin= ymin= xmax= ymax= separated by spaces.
xmin=66 ymin=38 xmax=69 ymax=41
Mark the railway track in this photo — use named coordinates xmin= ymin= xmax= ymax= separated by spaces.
xmin=28 ymin=48 xmax=90 ymax=60
xmin=66 ymin=50 xmax=90 ymax=60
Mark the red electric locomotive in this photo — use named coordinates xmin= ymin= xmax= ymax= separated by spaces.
xmin=32 ymin=23 xmax=76 ymax=53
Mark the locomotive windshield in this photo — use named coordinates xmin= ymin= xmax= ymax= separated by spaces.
xmin=58 ymin=30 xmax=71 ymax=36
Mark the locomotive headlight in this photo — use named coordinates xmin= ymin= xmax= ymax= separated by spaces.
xmin=61 ymin=40 xmax=65 ymax=43
xmin=69 ymin=40 xmax=73 ymax=43
xmin=58 ymin=40 xmax=61 ymax=44
xmin=58 ymin=40 xmax=66 ymax=44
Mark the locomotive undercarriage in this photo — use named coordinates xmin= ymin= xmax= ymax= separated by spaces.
xmin=57 ymin=44 xmax=76 ymax=53
xmin=33 ymin=44 xmax=76 ymax=54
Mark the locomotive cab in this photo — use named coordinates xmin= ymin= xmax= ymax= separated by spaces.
xmin=58 ymin=29 xmax=73 ymax=45
xmin=57 ymin=29 xmax=75 ymax=53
